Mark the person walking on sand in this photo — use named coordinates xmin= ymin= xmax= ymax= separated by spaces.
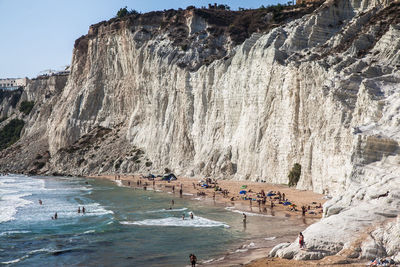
xmin=299 ymin=232 xmax=305 ymax=249
xmin=189 ymin=254 xmax=197 ymax=267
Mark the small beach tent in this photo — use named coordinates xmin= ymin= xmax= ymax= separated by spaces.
xmin=239 ymin=190 xmax=247 ymax=194
xmin=283 ymin=201 xmax=292 ymax=206
xmin=162 ymin=173 xmax=177 ymax=181
xmin=240 ymin=185 xmax=247 ymax=189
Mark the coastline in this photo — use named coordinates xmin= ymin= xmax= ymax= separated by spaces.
xmin=87 ymin=173 xmax=327 ymax=266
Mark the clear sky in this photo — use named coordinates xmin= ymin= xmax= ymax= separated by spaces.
xmin=0 ymin=0 xmax=286 ymax=78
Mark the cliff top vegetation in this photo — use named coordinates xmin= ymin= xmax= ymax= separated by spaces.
xmin=74 ymin=1 xmax=324 ymax=70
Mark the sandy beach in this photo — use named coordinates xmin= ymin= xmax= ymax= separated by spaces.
xmin=88 ymin=173 xmax=328 ymax=266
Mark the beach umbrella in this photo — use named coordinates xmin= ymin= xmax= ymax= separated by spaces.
xmin=239 ymin=190 xmax=247 ymax=194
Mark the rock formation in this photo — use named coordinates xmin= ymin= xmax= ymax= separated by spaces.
xmin=0 ymin=0 xmax=400 ymax=261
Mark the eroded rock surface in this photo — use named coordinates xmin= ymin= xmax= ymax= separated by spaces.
xmin=1 ymin=0 xmax=400 ymax=261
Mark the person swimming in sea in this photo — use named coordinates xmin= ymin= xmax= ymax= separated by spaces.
xmin=38 ymin=199 xmax=42 ymax=205
xmin=242 ymin=213 xmax=247 ymax=223
xmin=190 ymin=212 xmax=194 ymax=219
xmin=78 ymin=207 xmax=81 ymax=213
xmin=82 ymin=206 xmax=86 ymax=214
xmin=182 ymin=214 xmax=185 ymax=220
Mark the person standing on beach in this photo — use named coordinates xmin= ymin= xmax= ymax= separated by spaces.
xmin=189 ymin=254 xmax=197 ymax=267
xmin=172 ymin=185 xmax=175 ymax=193
xmin=171 ymin=199 xmax=174 ymax=207
xmin=179 ymin=188 xmax=183 ymax=198
xmin=299 ymin=232 xmax=305 ymax=249
xmin=242 ymin=213 xmax=247 ymax=223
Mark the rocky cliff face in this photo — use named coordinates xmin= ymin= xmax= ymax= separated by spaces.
xmin=1 ymin=0 xmax=400 ymax=261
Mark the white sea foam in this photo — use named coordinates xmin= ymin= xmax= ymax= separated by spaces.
xmin=202 ymin=258 xmax=215 ymax=264
xmin=234 ymin=248 xmax=248 ymax=253
xmin=145 ymin=208 xmax=188 ymax=213
xmin=120 ymin=216 xmax=229 ymax=228
xmin=115 ymin=180 xmax=124 ymax=187
xmin=224 ymin=207 xmax=272 ymax=217
xmin=1 ymin=255 xmax=29 ymax=264
xmin=182 ymin=193 xmax=194 ymax=196
xmin=0 ymin=175 xmax=113 ymax=223
xmin=0 ymin=193 xmax=33 ymax=223
xmin=0 ymin=230 xmax=31 ymax=236
xmin=83 ymin=230 xmax=95 ymax=234
xmin=264 ymin=236 xmax=276 ymax=241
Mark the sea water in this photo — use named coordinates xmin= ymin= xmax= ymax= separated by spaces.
xmin=0 ymin=174 xmax=299 ymax=266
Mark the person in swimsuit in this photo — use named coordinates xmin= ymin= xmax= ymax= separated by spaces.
xmin=189 ymin=254 xmax=197 ymax=267
xmin=190 ymin=212 xmax=194 ymax=219
xmin=299 ymin=232 xmax=305 ymax=248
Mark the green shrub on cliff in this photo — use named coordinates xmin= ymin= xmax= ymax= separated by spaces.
xmin=0 ymin=119 xmax=25 ymax=150
xmin=19 ymin=101 xmax=34 ymax=115
xmin=288 ymin=163 xmax=301 ymax=187
xmin=116 ymin=6 xmax=139 ymax=18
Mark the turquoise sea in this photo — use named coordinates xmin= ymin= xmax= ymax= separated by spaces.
xmin=0 ymin=174 xmax=305 ymax=266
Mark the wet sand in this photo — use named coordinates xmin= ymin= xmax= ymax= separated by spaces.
xmin=88 ymin=174 xmax=327 ymax=266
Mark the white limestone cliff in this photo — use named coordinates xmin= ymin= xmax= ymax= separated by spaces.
xmin=1 ymin=0 xmax=400 ymax=261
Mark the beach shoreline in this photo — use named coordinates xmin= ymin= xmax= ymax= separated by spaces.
xmin=87 ymin=173 xmax=327 ymax=266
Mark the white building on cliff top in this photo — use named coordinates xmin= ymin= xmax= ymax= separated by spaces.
xmin=0 ymin=77 xmax=28 ymax=90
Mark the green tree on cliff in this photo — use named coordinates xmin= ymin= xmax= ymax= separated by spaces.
xmin=288 ymin=163 xmax=301 ymax=187
xmin=116 ymin=6 xmax=129 ymax=18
